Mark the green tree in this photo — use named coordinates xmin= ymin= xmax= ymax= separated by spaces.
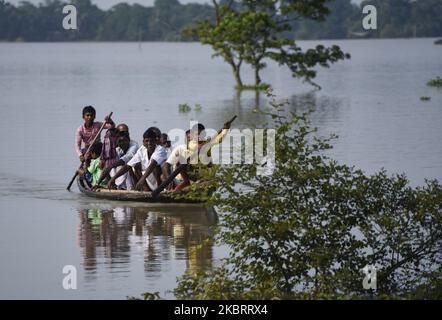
xmin=184 ymin=0 xmax=350 ymax=90
xmin=97 ymin=3 xmax=148 ymax=41
xmin=293 ymin=0 xmax=358 ymax=39
xmin=411 ymin=0 xmax=442 ymax=37
xmin=0 ymin=1 xmax=19 ymax=40
xmin=14 ymin=1 xmax=43 ymax=41
xmin=70 ymin=0 xmax=104 ymax=41
xmin=174 ymin=95 xmax=442 ymax=299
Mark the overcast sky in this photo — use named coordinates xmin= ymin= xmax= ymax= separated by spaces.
xmin=6 ymin=0 xmax=364 ymax=10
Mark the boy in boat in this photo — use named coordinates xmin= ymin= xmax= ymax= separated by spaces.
xmin=107 ymin=127 xmax=167 ymax=191
xmin=94 ymin=127 xmax=139 ymax=190
xmin=160 ymin=133 xmax=172 ymax=157
xmin=162 ymin=121 xmax=231 ymax=192
xmin=75 ymin=106 xmax=114 ymax=163
xmin=77 ymin=142 xmax=104 ymax=188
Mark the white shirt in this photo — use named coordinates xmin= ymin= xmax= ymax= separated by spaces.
xmin=166 ymin=130 xmax=228 ymax=166
xmin=166 ymin=144 xmax=190 ymax=166
xmin=127 ymin=144 xmax=167 ymax=172
xmin=116 ymin=140 xmax=139 ymax=164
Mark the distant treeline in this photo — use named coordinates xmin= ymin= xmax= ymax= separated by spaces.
xmin=0 ymin=0 xmax=441 ymax=41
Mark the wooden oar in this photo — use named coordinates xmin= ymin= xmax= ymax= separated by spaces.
xmin=151 ymin=163 xmax=187 ymax=198
xmin=66 ymin=112 xmax=113 ymax=191
xmin=151 ymin=115 xmax=237 ymax=198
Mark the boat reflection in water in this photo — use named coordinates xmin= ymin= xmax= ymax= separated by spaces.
xmin=76 ymin=204 xmax=218 ymax=296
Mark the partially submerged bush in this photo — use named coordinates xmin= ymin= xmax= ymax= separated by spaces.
xmin=427 ymin=77 xmax=442 ymax=87
xmin=174 ymin=93 xmax=442 ymax=300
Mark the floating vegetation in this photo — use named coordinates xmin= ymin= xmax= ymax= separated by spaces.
xmin=420 ymin=96 xmax=431 ymax=101
xmin=427 ymin=77 xmax=442 ymax=87
xmin=178 ymin=103 xmax=191 ymax=113
xmin=236 ymin=83 xmax=271 ymax=91
xmin=179 ymin=103 xmax=203 ymax=113
xmin=434 ymin=39 xmax=442 ymax=45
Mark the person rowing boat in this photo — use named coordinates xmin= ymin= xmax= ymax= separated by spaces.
xmin=158 ymin=116 xmax=236 ymax=196
xmin=69 ymin=105 xmax=236 ymax=199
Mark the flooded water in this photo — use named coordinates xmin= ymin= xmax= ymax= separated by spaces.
xmin=0 ymin=39 xmax=441 ymax=299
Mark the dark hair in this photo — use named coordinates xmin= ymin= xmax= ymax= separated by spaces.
xmin=107 ymin=127 xmax=119 ymax=136
xmin=147 ymin=126 xmax=161 ymax=140
xmin=89 ymin=142 xmax=102 ymax=155
xmin=117 ymin=135 xmax=130 ymax=145
xmin=191 ymin=123 xmax=205 ymax=132
xmin=143 ymin=128 xmax=158 ymax=140
xmin=160 ymin=133 xmax=169 ymax=140
xmin=117 ymin=130 xmax=130 ymax=139
xmin=185 ymin=129 xmax=190 ymax=135
xmin=82 ymin=106 xmax=96 ymax=117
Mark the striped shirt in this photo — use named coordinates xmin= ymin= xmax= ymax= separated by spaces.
xmin=75 ymin=121 xmax=112 ymax=156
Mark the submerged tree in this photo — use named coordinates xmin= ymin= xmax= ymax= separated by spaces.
xmin=173 ymin=94 xmax=442 ymax=299
xmin=184 ymin=0 xmax=350 ymax=90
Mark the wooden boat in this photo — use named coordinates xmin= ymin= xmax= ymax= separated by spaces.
xmin=77 ymin=177 xmax=207 ymax=204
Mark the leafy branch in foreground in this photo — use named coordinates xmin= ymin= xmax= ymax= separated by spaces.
xmin=174 ymin=94 xmax=442 ymax=299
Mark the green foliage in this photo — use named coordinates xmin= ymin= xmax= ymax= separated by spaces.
xmin=237 ymin=84 xmax=271 ymax=91
xmin=435 ymin=39 xmax=442 ymax=45
xmin=174 ymin=95 xmax=442 ymax=299
xmin=178 ymin=103 xmax=191 ymax=112
xmin=420 ymin=96 xmax=431 ymax=101
xmin=178 ymin=103 xmax=203 ymax=113
xmin=184 ymin=0 xmax=349 ymax=89
xmin=273 ymin=44 xmax=350 ymax=88
xmin=427 ymin=77 xmax=442 ymax=88
xmin=293 ymin=0 xmax=358 ymax=39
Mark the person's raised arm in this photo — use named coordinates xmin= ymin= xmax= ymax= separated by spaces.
xmin=103 ymin=115 xmax=115 ymax=129
xmin=204 ymin=116 xmax=236 ymax=150
xmin=204 ymin=116 xmax=236 ymax=149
